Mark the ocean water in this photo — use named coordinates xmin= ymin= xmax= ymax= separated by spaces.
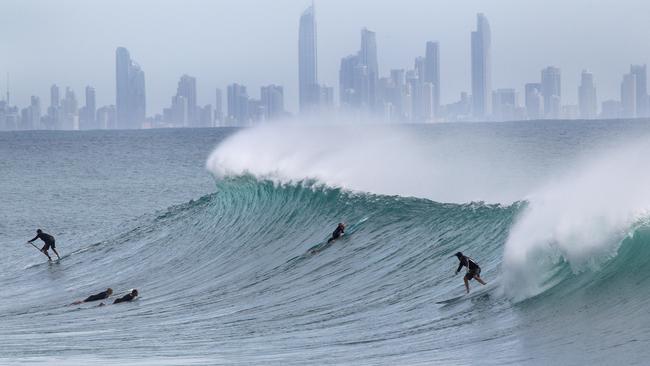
xmin=2 ymin=121 xmax=650 ymax=365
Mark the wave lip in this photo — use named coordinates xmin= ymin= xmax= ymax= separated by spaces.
xmin=206 ymin=123 xmax=537 ymax=204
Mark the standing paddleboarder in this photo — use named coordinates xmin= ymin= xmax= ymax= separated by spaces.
xmin=27 ymin=229 xmax=60 ymax=261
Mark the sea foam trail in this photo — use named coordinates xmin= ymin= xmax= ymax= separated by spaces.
xmin=503 ymin=141 xmax=650 ymax=300
xmin=206 ymin=123 xmax=542 ymax=204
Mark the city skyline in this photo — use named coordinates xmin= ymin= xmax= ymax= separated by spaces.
xmin=3 ymin=0 xmax=650 ymax=115
xmin=3 ymin=3 xmax=650 ymax=128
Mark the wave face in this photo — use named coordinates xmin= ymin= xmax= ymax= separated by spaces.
xmin=4 ymin=176 xmax=650 ymax=365
xmin=4 ymin=123 xmax=650 ymax=365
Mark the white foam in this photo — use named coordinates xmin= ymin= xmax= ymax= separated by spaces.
xmin=206 ymin=122 xmax=540 ymax=204
xmin=502 ymin=141 xmax=650 ymax=300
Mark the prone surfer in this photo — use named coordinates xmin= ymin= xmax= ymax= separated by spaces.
xmin=70 ymin=288 xmax=113 ymax=305
xmin=112 ymin=289 xmax=139 ymax=304
xmin=327 ymin=223 xmax=346 ymax=243
xmin=27 ymin=229 xmax=60 ymax=260
xmin=454 ymin=252 xmax=487 ymax=293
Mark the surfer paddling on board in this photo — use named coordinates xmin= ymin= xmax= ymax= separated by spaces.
xmin=113 ymin=289 xmax=139 ymax=304
xmin=454 ymin=252 xmax=487 ymax=293
xmin=27 ymin=229 xmax=60 ymax=260
xmin=70 ymin=288 xmax=113 ymax=305
xmin=327 ymin=223 xmax=346 ymax=243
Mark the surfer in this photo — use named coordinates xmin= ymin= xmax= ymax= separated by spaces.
xmin=454 ymin=252 xmax=487 ymax=293
xmin=70 ymin=288 xmax=113 ymax=305
xmin=113 ymin=289 xmax=139 ymax=304
xmin=27 ymin=229 xmax=60 ymax=260
xmin=327 ymin=223 xmax=346 ymax=243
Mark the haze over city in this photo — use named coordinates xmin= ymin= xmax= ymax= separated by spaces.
xmin=2 ymin=0 xmax=650 ymax=128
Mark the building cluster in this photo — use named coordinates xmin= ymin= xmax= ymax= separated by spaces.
xmin=2 ymin=8 xmax=650 ymax=131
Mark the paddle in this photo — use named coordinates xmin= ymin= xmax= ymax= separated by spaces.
xmin=26 ymin=241 xmax=51 ymax=261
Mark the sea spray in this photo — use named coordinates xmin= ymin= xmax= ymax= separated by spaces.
xmin=502 ymin=141 xmax=650 ymax=300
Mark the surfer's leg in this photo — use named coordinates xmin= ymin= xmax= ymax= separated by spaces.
xmin=463 ymin=277 xmax=470 ymax=293
xmin=474 ymin=275 xmax=486 ymax=285
xmin=51 ymin=248 xmax=61 ymax=259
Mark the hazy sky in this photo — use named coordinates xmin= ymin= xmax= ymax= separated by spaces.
xmin=2 ymin=0 xmax=650 ymax=114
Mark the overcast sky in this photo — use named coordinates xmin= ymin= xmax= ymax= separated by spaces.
xmin=2 ymin=0 xmax=650 ymax=114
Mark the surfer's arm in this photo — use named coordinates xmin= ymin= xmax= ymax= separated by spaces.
xmin=455 ymin=262 xmax=463 ymax=274
xmin=27 ymin=235 xmax=38 ymax=243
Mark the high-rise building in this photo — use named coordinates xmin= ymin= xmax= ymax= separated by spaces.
xmin=50 ymin=84 xmax=60 ymax=108
xmin=171 ymin=95 xmax=188 ymax=126
xmin=541 ymin=66 xmax=561 ymax=118
xmin=630 ymin=64 xmax=648 ymax=117
xmin=621 ymin=73 xmax=637 ymax=118
xmin=21 ymin=96 xmax=41 ymax=130
xmin=61 ymin=87 xmax=78 ymax=130
xmin=471 ymin=13 xmax=491 ymax=119
xmin=360 ymin=28 xmax=379 ymax=109
xmin=261 ymin=85 xmax=285 ymax=120
xmin=525 ymin=83 xmax=543 ymax=119
xmin=80 ymin=86 xmax=96 ymax=130
xmin=176 ymin=75 xmax=197 ymax=125
xmin=227 ymin=83 xmax=249 ymax=125
xmin=116 ymin=47 xmax=146 ymax=129
xmin=578 ymin=70 xmax=597 ymax=119
xmin=339 ymin=55 xmax=358 ymax=107
xmin=298 ymin=4 xmax=318 ymax=113
xmin=424 ymin=41 xmax=440 ymax=118
xmin=338 ymin=28 xmax=379 ymax=113
xmin=215 ymin=88 xmax=223 ymax=126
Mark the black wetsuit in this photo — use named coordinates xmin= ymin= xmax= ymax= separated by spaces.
xmin=29 ymin=232 xmax=56 ymax=250
xmin=328 ymin=226 xmax=345 ymax=243
xmin=83 ymin=290 xmax=111 ymax=303
xmin=456 ymin=256 xmax=481 ymax=281
xmin=113 ymin=293 xmax=136 ymax=304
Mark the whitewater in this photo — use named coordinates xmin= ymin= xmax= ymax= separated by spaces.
xmin=2 ymin=121 xmax=650 ymax=365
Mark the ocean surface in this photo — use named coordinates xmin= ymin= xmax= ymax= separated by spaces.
xmin=2 ymin=121 xmax=650 ymax=365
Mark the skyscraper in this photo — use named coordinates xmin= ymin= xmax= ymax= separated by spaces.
xmin=525 ymin=83 xmax=543 ymax=119
xmin=339 ymin=55 xmax=358 ymax=107
xmin=424 ymin=41 xmax=440 ymax=118
xmin=578 ymin=70 xmax=597 ymax=119
xmin=176 ymin=75 xmax=197 ymax=125
xmin=338 ymin=28 xmax=379 ymax=114
xmin=621 ymin=73 xmax=637 ymax=118
xmin=541 ymin=66 xmax=561 ymax=118
xmin=215 ymin=88 xmax=223 ymax=126
xmin=227 ymin=83 xmax=249 ymax=125
xmin=80 ymin=86 xmax=96 ymax=130
xmin=116 ymin=47 xmax=146 ymax=129
xmin=630 ymin=64 xmax=648 ymax=117
xmin=471 ymin=13 xmax=491 ymax=119
xmin=360 ymin=28 xmax=379 ymax=109
xmin=261 ymin=85 xmax=285 ymax=120
xmin=298 ymin=4 xmax=318 ymax=113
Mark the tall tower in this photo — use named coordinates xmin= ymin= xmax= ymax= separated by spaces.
xmin=116 ymin=47 xmax=146 ymax=129
xmin=424 ymin=41 xmax=440 ymax=118
xmin=298 ymin=3 xmax=318 ymax=113
xmin=471 ymin=13 xmax=491 ymax=119
xmin=541 ymin=66 xmax=561 ymax=118
xmin=115 ymin=47 xmax=131 ymax=129
xmin=360 ymin=28 xmax=379 ymax=109
xmin=176 ymin=75 xmax=197 ymax=125
xmin=630 ymin=65 xmax=648 ymax=117
xmin=578 ymin=70 xmax=597 ymax=119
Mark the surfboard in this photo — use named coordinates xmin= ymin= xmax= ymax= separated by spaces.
xmin=435 ymin=295 xmax=465 ymax=304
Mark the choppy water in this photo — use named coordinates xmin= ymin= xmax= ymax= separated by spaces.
xmin=2 ymin=121 xmax=650 ymax=365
